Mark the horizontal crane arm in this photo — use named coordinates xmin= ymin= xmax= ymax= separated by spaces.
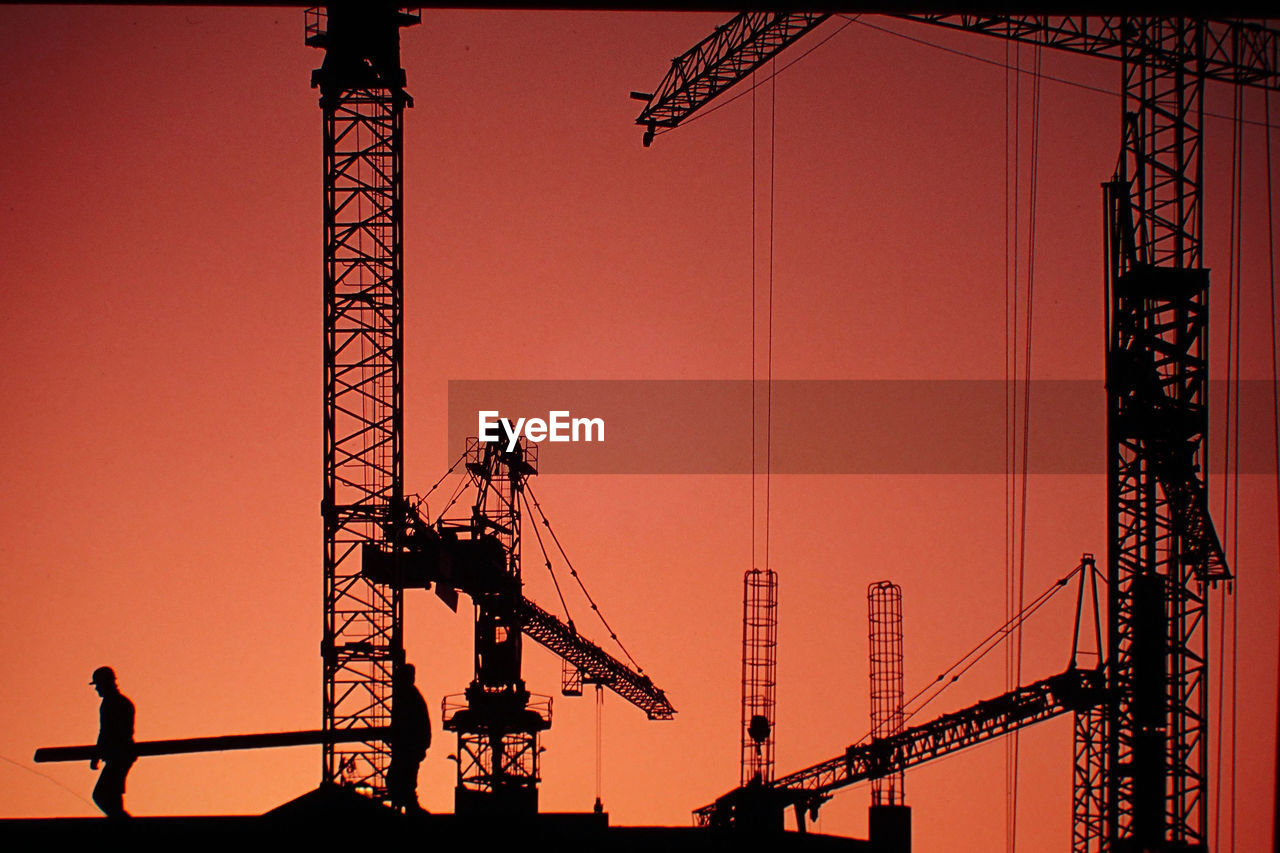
xmin=35 ymin=727 xmax=391 ymax=763
xmin=362 ymin=538 xmax=675 ymax=719
xmin=635 ymin=14 xmax=1280 ymax=144
xmin=516 ymin=596 xmax=676 ymax=720
xmin=896 ymin=16 xmax=1280 ymax=91
xmin=633 ymin=11 xmax=828 ymax=143
xmin=694 ymin=667 xmax=1103 ymax=826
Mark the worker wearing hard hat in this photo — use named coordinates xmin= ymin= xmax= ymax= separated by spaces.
xmin=388 ymin=662 xmax=431 ymax=813
xmin=89 ymin=666 xmax=136 ymax=818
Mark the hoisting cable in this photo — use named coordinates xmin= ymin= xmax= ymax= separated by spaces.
xmin=1226 ymin=84 xmax=1256 ymax=853
xmin=1264 ymin=85 xmax=1278 ymax=853
xmin=902 ymin=557 xmax=1089 ymax=725
xmin=524 ymin=482 xmax=646 ymax=675
xmin=1010 ymin=43 xmax=1043 ymax=853
xmin=751 ymin=64 xmax=758 ymax=570
xmin=594 ymin=685 xmax=605 ymax=813
xmin=765 ymin=56 xmax=777 ymax=570
xmin=1002 ymin=39 xmax=1020 ymax=853
xmin=431 ymin=461 xmax=480 ymax=524
xmin=420 ymin=447 xmax=469 ymax=502
xmin=518 ymin=489 xmax=574 ymax=629
xmin=832 ymin=558 xmax=1093 ymax=753
xmin=1215 ymin=79 xmax=1245 ymax=852
xmin=649 ymin=15 xmax=861 ymax=140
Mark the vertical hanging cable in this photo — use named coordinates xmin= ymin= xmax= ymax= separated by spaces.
xmin=1010 ymin=43 xmax=1043 ymax=853
xmin=751 ymin=68 xmax=758 ymax=571
xmin=1008 ymin=46 xmax=1039 ymax=850
xmin=594 ymin=685 xmax=604 ymax=813
xmin=1227 ymin=85 xmax=1253 ymax=853
xmin=766 ymin=57 xmax=776 ymax=570
xmin=1264 ymin=86 xmax=1279 ymax=853
xmin=1215 ymin=79 xmax=1245 ymax=853
xmin=1003 ymin=38 xmax=1020 ymax=853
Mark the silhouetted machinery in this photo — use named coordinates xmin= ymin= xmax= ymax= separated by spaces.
xmin=633 ymin=14 xmax=1274 ymax=850
xmin=361 ymin=437 xmax=673 ymax=815
xmin=302 ymin=2 xmax=678 ymax=805
xmin=29 ymin=8 xmax=1271 ymax=846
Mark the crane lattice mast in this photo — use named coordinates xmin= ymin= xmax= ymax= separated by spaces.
xmin=307 ymin=2 xmax=418 ymax=798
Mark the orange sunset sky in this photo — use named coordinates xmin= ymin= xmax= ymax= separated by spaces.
xmin=0 ymin=7 xmax=1276 ymax=851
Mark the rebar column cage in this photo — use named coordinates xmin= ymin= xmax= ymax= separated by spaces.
xmin=309 ymin=4 xmax=419 ymax=797
xmin=741 ymin=568 xmax=778 ymax=786
xmin=867 ymin=581 xmax=905 ymax=807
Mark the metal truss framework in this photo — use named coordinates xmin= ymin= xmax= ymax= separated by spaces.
xmin=1103 ymin=201 xmax=1224 ymax=850
xmin=358 ymin=428 xmax=673 ymax=811
xmin=441 ymin=438 xmax=548 ymax=813
xmin=1073 ymin=705 xmax=1109 ymax=853
xmin=695 ymin=668 xmax=1104 ymax=826
xmin=309 ymin=4 xmax=419 ymax=798
xmin=868 ymin=581 xmax=904 ymax=807
xmin=741 ymin=568 xmax=779 ymax=785
xmin=633 ymin=11 xmax=827 ymax=143
xmin=633 ymin=15 xmax=1280 ymax=138
xmin=518 ymin=596 xmax=675 ymax=720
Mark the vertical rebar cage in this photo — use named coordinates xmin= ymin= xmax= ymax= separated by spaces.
xmin=741 ymin=568 xmax=778 ymax=786
xmin=868 ymin=581 xmax=904 ymax=807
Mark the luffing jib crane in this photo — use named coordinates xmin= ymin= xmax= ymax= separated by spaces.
xmin=362 ymin=437 xmax=673 ymax=814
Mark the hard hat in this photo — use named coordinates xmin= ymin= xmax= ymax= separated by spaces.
xmin=90 ymin=666 xmax=116 ymax=685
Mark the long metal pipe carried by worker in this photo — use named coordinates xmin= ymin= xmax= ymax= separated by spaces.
xmin=33 ymin=727 xmax=391 ymax=763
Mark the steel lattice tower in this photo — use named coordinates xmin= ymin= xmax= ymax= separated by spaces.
xmin=308 ymin=3 xmax=418 ymax=798
xmin=741 ymin=568 xmax=778 ymax=786
xmin=1086 ymin=19 xmax=1230 ymax=850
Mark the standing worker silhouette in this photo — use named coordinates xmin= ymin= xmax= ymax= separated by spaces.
xmin=388 ymin=663 xmax=430 ymax=813
xmin=89 ymin=666 xmax=136 ymax=818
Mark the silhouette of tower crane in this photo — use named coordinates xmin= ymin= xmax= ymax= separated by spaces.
xmin=634 ymin=14 xmax=1277 ymax=850
xmin=304 ymin=2 xmax=674 ymax=807
xmin=305 ymin=2 xmax=419 ymax=798
xmin=361 ymin=437 xmax=674 ymax=814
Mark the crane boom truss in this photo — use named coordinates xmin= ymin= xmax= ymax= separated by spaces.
xmin=517 ymin=597 xmax=675 ymax=720
xmin=694 ymin=668 xmax=1104 ymax=826
xmin=900 ymin=16 xmax=1280 ymax=91
xmin=634 ymin=14 xmax=1280 ymax=140
xmin=633 ymin=11 xmax=827 ymax=142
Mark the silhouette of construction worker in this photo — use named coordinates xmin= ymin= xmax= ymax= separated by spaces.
xmin=388 ymin=663 xmax=430 ymax=812
xmin=89 ymin=666 xmax=136 ymax=818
